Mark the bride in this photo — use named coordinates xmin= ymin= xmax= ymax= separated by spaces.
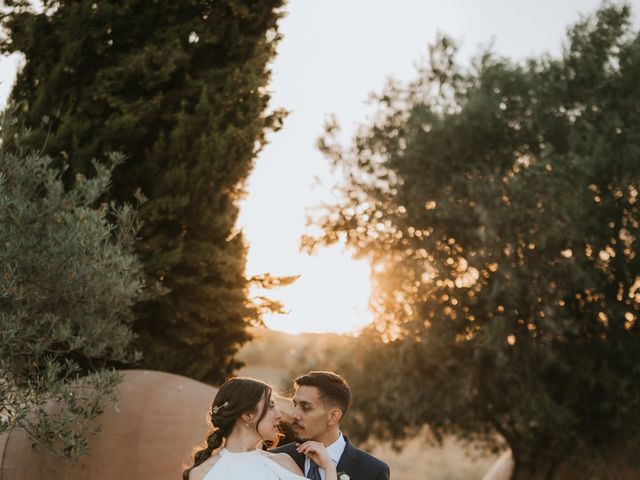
xmin=183 ymin=377 xmax=337 ymax=480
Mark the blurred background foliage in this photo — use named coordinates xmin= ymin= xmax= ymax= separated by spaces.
xmin=303 ymin=4 xmax=640 ymax=479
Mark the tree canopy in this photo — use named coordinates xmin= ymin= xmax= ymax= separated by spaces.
xmin=306 ymin=5 xmax=640 ymax=479
xmin=0 ymin=0 xmax=287 ymax=382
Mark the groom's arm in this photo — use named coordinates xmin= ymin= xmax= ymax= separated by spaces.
xmin=353 ymin=447 xmax=390 ymax=480
xmin=359 ymin=456 xmax=390 ymax=480
xmin=375 ymin=463 xmax=390 ymax=480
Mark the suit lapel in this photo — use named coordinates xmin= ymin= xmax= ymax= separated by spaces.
xmin=290 ymin=447 xmax=306 ymax=473
xmin=336 ymin=437 xmax=360 ymax=476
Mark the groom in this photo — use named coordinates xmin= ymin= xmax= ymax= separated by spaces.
xmin=273 ymin=371 xmax=390 ymax=480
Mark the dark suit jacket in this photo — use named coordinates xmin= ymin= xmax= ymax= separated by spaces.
xmin=272 ymin=436 xmax=390 ymax=480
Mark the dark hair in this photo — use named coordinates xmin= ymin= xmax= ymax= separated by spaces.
xmin=294 ymin=371 xmax=351 ymax=416
xmin=182 ymin=377 xmax=272 ymax=480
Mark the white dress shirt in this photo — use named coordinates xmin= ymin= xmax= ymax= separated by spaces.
xmin=304 ymin=431 xmax=346 ymax=480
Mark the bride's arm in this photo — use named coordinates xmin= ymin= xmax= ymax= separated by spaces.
xmin=296 ymin=441 xmax=338 ymax=480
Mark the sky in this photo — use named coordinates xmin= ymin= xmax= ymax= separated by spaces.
xmin=1 ymin=0 xmax=638 ymax=334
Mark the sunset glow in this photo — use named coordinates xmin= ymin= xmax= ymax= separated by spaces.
xmin=248 ymin=243 xmax=373 ymax=335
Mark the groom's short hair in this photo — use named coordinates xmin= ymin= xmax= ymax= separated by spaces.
xmin=294 ymin=371 xmax=351 ymax=415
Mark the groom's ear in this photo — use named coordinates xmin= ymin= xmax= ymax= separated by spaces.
xmin=327 ymin=407 xmax=343 ymax=426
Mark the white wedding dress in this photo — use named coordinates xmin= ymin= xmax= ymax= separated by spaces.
xmin=203 ymin=448 xmax=307 ymax=480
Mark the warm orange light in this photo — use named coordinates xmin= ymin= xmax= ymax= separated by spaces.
xmin=248 ymin=243 xmax=373 ymax=335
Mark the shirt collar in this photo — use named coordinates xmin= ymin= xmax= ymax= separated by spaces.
xmin=325 ymin=431 xmax=347 ymax=464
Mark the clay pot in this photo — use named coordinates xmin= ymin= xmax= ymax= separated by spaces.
xmin=0 ymin=370 xmax=216 ymax=480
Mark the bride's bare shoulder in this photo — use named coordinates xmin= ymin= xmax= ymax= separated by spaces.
xmin=188 ymin=454 xmax=221 ymax=480
xmin=264 ymin=451 xmax=303 ymax=475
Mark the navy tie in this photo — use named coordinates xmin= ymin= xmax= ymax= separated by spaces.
xmin=306 ymin=459 xmax=322 ymax=480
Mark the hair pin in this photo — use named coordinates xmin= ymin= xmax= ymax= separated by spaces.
xmin=212 ymin=401 xmax=229 ymax=414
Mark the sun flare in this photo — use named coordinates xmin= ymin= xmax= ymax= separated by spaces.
xmin=248 ymin=243 xmax=373 ymax=335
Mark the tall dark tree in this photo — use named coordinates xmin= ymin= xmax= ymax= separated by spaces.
xmin=306 ymin=5 xmax=640 ymax=479
xmin=1 ymin=0 xmax=286 ymax=382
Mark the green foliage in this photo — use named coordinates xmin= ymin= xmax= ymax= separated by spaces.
xmin=0 ymin=113 xmax=145 ymax=458
xmin=306 ymin=5 xmax=640 ymax=478
xmin=1 ymin=0 xmax=287 ymax=382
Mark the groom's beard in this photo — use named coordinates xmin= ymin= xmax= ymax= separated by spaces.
xmin=291 ymin=420 xmax=310 ymax=442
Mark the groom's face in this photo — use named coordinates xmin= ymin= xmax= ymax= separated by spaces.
xmin=291 ymin=385 xmax=331 ymax=442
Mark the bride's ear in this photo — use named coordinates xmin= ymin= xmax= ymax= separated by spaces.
xmin=240 ymin=411 xmax=254 ymax=424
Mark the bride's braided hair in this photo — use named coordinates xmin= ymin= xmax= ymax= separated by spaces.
xmin=182 ymin=377 xmax=273 ymax=480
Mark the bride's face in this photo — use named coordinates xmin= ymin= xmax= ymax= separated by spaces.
xmin=255 ymin=394 xmax=282 ymax=441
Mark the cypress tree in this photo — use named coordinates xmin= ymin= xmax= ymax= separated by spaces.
xmin=1 ymin=0 xmax=286 ymax=382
